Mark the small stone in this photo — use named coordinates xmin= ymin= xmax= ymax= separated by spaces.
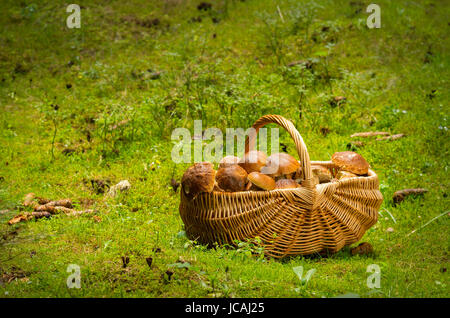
xmin=107 ymin=180 xmax=131 ymax=197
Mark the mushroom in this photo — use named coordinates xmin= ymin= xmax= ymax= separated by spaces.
xmin=238 ymin=150 xmax=267 ymax=173
xmin=311 ymin=165 xmax=332 ymax=183
xmin=181 ymin=162 xmax=216 ymax=199
xmin=293 ymin=167 xmax=303 ymax=183
xmin=218 ymin=155 xmax=240 ymax=169
xmin=336 ymin=170 xmax=357 ymax=180
xmin=261 ymin=153 xmax=300 ymax=178
xmin=331 ymin=151 xmax=370 ymax=175
xmin=247 ymin=172 xmax=276 ymax=191
xmin=275 ymin=179 xmax=301 ymax=189
xmin=215 ymin=165 xmax=248 ymax=192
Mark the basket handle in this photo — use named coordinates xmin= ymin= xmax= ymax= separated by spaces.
xmin=244 ymin=114 xmax=315 ymax=189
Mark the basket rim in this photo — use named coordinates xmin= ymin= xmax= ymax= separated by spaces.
xmin=201 ymin=161 xmax=378 ymax=197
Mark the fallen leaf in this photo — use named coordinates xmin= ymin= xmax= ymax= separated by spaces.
xmin=1 ymin=267 xmax=28 ymax=283
xmin=66 ymin=209 xmax=94 ymax=216
xmin=376 ymin=134 xmax=406 ymax=141
xmin=56 ymin=206 xmax=75 ymax=214
xmin=350 ymin=131 xmax=389 ymax=138
xmin=37 ymin=197 xmax=51 ymax=205
xmin=35 ymin=205 xmax=56 ymax=213
xmin=44 ymin=199 xmax=73 ymax=209
xmin=8 ymin=213 xmax=32 ymax=225
xmin=31 ymin=211 xmax=51 ymax=219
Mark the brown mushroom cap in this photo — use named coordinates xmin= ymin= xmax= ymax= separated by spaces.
xmin=247 ymin=172 xmax=276 ymax=190
xmin=219 ymin=155 xmax=240 ymax=169
xmin=336 ymin=170 xmax=357 ymax=180
xmin=331 ymin=151 xmax=370 ymax=175
xmin=311 ymin=165 xmax=332 ymax=183
xmin=181 ymin=162 xmax=216 ymax=199
xmin=275 ymin=179 xmax=301 ymax=189
xmin=238 ymin=150 xmax=267 ymax=173
xmin=261 ymin=152 xmax=300 ymax=177
xmin=215 ymin=165 xmax=248 ymax=192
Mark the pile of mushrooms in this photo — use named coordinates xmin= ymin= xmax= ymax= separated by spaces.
xmin=181 ymin=150 xmax=370 ymax=199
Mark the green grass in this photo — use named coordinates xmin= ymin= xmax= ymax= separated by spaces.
xmin=0 ymin=0 xmax=449 ymax=298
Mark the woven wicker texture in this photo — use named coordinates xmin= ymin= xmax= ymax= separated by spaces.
xmin=179 ymin=115 xmax=383 ymax=258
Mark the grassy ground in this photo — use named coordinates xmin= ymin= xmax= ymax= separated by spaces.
xmin=0 ymin=0 xmax=449 ymax=298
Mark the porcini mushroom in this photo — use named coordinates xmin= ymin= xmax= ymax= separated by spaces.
xmin=311 ymin=165 xmax=332 ymax=183
xmin=215 ymin=165 xmax=248 ymax=192
xmin=181 ymin=162 xmax=216 ymax=199
xmin=293 ymin=167 xmax=303 ymax=183
xmin=247 ymin=172 xmax=276 ymax=191
xmin=275 ymin=179 xmax=301 ymax=189
xmin=336 ymin=170 xmax=357 ymax=180
xmin=219 ymin=155 xmax=240 ymax=169
xmin=261 ymin=153 xmax=300 ymax=178
xmin=331 ymin=151 xmax=370 ymax=175
xmin=238 ymin=150 xmax=267 ymax=173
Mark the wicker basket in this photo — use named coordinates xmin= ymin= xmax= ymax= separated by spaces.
xmin=179 ymin=115 xmax=383 ymax=258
